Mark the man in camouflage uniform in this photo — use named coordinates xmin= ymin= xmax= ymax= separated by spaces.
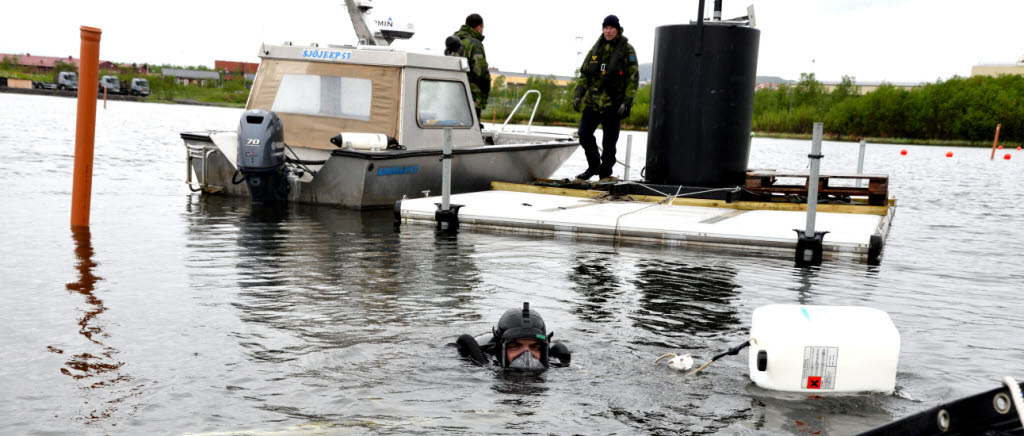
xmin=573 ymin=15 xmax=639 ymax=182
xmin=451 ymin=14 xmax=491 ymax=125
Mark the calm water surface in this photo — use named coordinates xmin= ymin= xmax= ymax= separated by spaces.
xmin=1 ymin=93 xmax=1022 ymax=435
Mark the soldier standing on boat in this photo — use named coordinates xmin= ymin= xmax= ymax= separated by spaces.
xmin=448 ymin=14 xmax=491 ymax=127
xmin=573 ymin=15 xmax=639 ymax=182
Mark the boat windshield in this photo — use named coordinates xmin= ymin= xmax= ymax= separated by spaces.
xmin=271 ymin=73 xmax=372 ymax=121
xmin=417 ymin=79 xmax=473 ymax=128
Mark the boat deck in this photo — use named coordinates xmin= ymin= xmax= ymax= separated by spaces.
xmin=398 ymin=182 xmax=895 ymax=261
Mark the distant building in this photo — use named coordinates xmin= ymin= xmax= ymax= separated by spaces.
xmin=118 ymin=63 xmax=150 ymax=75
xmin=0 ymin=53 xmax=117 ymax=72
xmin=162 ymin=68 xmax=221 ymax=87
xmin=756 ymin=76 xmax=791 ymax=90
xmin=489 ymin=68 xmax=573 ymax=87
xmin=215 ymin=60 xmax=259 ymax=80
xmin=971 ymin=57 xmax=1024 ymax=78
xmin=821 ymin=80 xmax=923 ymax=94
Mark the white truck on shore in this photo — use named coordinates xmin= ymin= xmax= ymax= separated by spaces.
xmin=32 ymin=71 xmax=78 ymax=91
xmin=99 ymin=75 xmax=120 ymax=94
xmin=129 ymin=78 xmax=149 ymax=96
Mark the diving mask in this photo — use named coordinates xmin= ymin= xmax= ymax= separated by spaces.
xmin=507 ymin=349 xmax=546 ymax=371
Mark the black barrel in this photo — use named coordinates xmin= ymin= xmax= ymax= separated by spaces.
xmin=645 ymin=24 xmax=760 ymax=187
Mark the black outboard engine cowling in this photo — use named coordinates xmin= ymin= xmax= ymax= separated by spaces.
xmin=237 ymin=109 xmax=290 ymax=204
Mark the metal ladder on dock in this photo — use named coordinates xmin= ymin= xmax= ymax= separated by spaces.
xmin=186 ymin=142 xmax=223 ymax=193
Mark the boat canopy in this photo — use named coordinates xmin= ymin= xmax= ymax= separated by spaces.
xmin=247 ymin=58 xmax=401 ymax=150
xmin=248 ymin=43 xmax=472 ymax=150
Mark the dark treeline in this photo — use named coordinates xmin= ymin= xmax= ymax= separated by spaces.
xmin=490 ymin=72 xmax=1023 ymax=145
xmin=754 ymin=73 xmax=1024 ymax=144
xmin=486 ymin=75 xmax=651 ymax=129
xmin=7 ymin=52 xmax=1021 ymax=143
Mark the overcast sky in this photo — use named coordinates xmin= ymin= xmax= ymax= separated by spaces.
xmin=1 ymin=0 xmax=1022 ymax=84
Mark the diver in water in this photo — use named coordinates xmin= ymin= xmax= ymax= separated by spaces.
xmin=455 ymin=302 xmax=571 ymax=371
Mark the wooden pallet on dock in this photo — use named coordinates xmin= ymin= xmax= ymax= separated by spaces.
xmin=745 ymin=171 xmax=889 ymax=206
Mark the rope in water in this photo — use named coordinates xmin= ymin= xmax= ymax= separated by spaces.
xmin=1004 ymin=376 xmax=1024 ymax=428
xmin=689 ymin=339 xmax=753 ymax=376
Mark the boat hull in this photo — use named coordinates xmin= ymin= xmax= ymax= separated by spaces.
xmin=183 ymin=131 xmax=579 ymax=208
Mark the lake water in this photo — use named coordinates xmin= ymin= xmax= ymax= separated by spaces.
xmin=1 ymin=92 xmax=1022 ymax=435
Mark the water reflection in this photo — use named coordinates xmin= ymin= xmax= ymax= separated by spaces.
xmin=57 ymin=227 xmax=134 ymax=423
xmin=791 ymin=267 xmax=818 ymax=306
xmin=750 ymin=394 xmax=893 ymax=435
xmin=629 ymin=259 xmax=742 ymax=347
xmin=568 ymin=253 xmax=623 ymax=323
xmin=491 ymin=374 xmax=549 ymax=409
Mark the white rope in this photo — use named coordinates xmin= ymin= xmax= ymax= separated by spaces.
xmin=1004 ymin=376 xmax=1024 ymax=428
xmin=611 ymin=185 xmax=738 ymax=241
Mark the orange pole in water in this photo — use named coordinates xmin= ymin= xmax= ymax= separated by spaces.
xmin=71 ymin=26 xmax=102 ymax=228
xmin=990 ymin=123 xmax=1001 ymax=160
xmin=103 ymin=85 xmax=107 ymax=109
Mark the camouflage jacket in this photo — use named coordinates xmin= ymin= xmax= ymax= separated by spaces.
xmin=574 ymin=33 xmax=639 ymax=113
xmin=453 ymin=24 xmax=491 ymax=109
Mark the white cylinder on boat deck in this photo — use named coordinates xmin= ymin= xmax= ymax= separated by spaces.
xmin=748 ymin=305 xmax=900 ymax=394
xmin=338 ymin=132 xmax=388 ymax=150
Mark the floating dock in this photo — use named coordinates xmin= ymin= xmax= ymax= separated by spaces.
xmin=398 ymin=180 xmax=896 ymax=262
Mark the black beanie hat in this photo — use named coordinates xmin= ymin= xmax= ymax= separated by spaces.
xmin=602 ymin=15 xmax=621 ymax=33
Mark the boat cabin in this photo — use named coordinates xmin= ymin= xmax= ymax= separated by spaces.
xmin=247 ymin=43 xmax=484 ymax=151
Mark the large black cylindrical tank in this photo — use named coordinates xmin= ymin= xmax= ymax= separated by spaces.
xmin=645 ymin=24 xmax=760 ymax=187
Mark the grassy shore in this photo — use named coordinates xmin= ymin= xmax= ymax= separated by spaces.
xmin=751 ymin=131 xmax=1021 ymax=148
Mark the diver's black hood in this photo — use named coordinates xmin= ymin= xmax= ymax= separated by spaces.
xmin=493 ymin=302 xmax=550 ymax=369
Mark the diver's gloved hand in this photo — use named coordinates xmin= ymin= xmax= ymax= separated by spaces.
xmin=573 ymin=97 xmax=581 ymax=112
xmin=549 ymin=343 xmax=571 ymax=366
xmin=618 ymin=98 xmax=633 ymax=118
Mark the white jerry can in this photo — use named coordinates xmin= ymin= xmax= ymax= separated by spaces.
xmin=748 ymin=305 xmax=900 ymax=394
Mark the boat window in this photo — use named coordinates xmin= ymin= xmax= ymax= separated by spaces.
xmin=272 ymin=74 xmax=372 ymax=121
xmin=417 ymin=79 xmax=473 ymax=128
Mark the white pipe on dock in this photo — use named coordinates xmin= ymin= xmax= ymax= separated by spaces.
xmin=804 ymin=122 xmax=824 ymax=238
xmin=624 ymin=135 xmax=632 ymax=181
xmin=856 ymin=139 xmax=866 ymax=188
xmin=442 ymin=128 xmax=452 ymax=211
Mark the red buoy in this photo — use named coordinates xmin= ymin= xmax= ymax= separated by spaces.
xmin=998 ymin=145 xmax=1003 ymax=150
xmin=900 ymin=149 xmax=908 ymax=155
xmin=1017 ymin=146 xmax=1022 ymax=151
xmin=1005 ymin=154 xmax=1012 ymax=160
xmin=945 ymin=151 xmax=953 ymax=157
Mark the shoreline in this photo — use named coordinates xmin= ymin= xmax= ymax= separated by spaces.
xmin=502 ymin=120 xmax=1020 ymax=148
xmin=0 ymin=86 xmax=244 ymax=108
xmin=3 ymin=87 xmax=1017 ymax=147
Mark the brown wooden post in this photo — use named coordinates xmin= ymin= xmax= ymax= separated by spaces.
xmin=71 ymin=26 xmax=102 ymax=228
xmin=990 ymin=123 xmax=1002 ymax=160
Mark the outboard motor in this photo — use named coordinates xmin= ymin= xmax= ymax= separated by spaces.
xmin=237 ymin=109 xmax=290 ymax=204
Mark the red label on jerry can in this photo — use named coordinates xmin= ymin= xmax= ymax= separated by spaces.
xmin=806 ymin=376 xmax=822 ymax=389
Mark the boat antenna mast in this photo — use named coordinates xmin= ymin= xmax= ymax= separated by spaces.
xmin=343 ymin=0 xmax=415 ymax=46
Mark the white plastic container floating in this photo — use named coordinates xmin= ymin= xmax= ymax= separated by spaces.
xmin=748 ymin=304 xmax=900 ymax=394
